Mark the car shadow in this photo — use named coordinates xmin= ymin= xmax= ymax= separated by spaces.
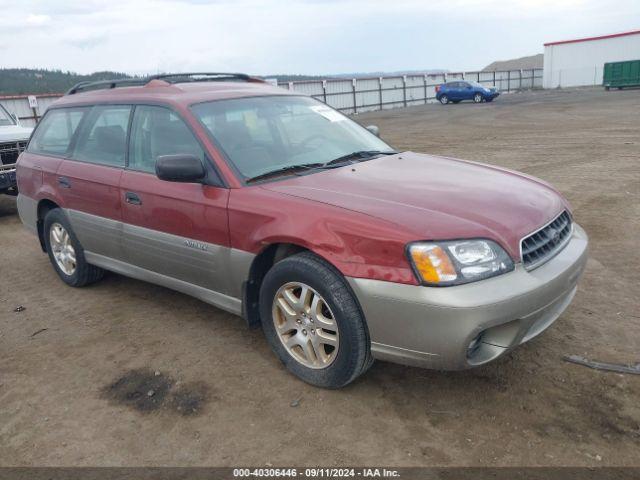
xmin=0 ymin=195 xmax=18 ymax=218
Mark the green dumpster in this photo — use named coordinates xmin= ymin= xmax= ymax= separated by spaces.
xmin=603 ymin=60 xmax=640 ymax=90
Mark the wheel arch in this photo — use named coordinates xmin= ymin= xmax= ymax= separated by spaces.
xmin=36 ymin=198 xmax=61 ymax=252
xmin=241 ymin=241 xmax=371 ymax=350
xmin=242 ymin=242 xmax=310 ymax=328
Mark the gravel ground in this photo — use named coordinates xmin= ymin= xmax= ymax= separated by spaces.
xmin=0 ymin=87 xmax=639 ymax=467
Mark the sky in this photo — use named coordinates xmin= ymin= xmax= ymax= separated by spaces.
xmin=0 ymin=0 xmax=639 ymax=76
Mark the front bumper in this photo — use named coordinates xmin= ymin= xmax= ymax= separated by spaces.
xmin=0 ymin=165 xmax=17 ymax=192
xmin=347 ymin=224 xmax=588 ymax=370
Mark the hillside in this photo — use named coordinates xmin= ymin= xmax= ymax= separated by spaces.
xmin=0 ymin=69 xmax=132 ymax=95
xmin=1 ymin=68 xmax=449 ymax=95
xmin=483 ymin=54 xmax=543 ymax=71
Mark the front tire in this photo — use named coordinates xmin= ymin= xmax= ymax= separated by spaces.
xmin=259 ymin=252 xmax=372 ymax=388
xmin=473 ymin=93 xmax=483 ymax=103
xmin=43 ymin=208 xmax=105 ymax=287
xmin=439 ymin=95 xmax=449 ymax=105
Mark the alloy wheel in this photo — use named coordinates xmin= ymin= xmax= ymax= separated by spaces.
xmin=50 ymin=223 xmax=76 ymax=276
xmin=272 ymin=282 xmax=339 ymax=369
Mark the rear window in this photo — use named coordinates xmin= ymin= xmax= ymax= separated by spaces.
xmin=28 ymin=108 xmax=88 ymax=156
xmin=73 ymin=105 xmax=132 ymax=167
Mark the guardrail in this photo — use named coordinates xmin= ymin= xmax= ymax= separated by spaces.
xmin=279 ymin=68 xmax=543 ymax=114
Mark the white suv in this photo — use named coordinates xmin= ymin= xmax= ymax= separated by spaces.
xmin=1 ymin=104 xmax=32 ymax=195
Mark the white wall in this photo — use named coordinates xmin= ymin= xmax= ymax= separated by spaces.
xmin=543 ymin=33 xmax=640 ymax=88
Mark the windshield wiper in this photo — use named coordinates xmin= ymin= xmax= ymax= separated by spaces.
xmin=322 ymin=150 xmax=397 ymax=167
xmin=244 ymin=151 xmax=398 ymax=184
xmin=245 ymin=162 xmax=326 ymax=184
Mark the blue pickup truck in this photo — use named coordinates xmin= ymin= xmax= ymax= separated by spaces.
xmin=436 ymin=81 xmax=499 ymax=105
xmin=0 ymin=104 xmax=32 ymax=195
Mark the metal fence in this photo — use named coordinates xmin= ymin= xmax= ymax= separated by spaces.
xmin=0 ymin=94 xmax=61 ymax=128
xmin=279 ymin=68 xmax=544 ymax=114
xmin=0 ymin=68 xmax=543 ymax=125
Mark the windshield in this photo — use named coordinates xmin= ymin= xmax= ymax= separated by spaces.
xmin=0 ymin=105 xmax=16 ymax=126
xmin=191 ymin=96 xmax=395 ymax=180
xmin=469 ymin=81 xmax=488 ymax=88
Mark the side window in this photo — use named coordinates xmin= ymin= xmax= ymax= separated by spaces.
xmin=73 ymin=105 xmax=131 ymax=167
xmin=28 ymin=108 xmax=88 ymax=156
xmin=129 ymin=105 xmax=205 ymax=173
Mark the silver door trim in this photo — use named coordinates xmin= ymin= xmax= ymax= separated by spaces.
xmin=66 ymin=208 xmax=254 ymax=299
xmin=84 ymin=251 xmax=243 ymax=315
xmin=67 ymin=209 xmax=124 ymax=261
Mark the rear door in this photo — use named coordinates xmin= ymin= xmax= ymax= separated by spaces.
xmin=56 ymin=105 xmax=132 ymax=261
xmin=447 ymin=82 xmax=461 ymax=100
xmin=19 ymin=106 xmax=89 ymax=209
xmin=119 ymin=105 xmax=231 ymax=295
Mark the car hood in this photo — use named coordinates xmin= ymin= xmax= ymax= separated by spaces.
xmin=260 ymin=152 xmax=568 ymax=259
xmin=0 ymin=125 xmax=33 ymax=143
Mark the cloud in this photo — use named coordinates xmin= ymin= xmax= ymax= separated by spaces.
xmin=1 ymin=0 xmax=639 ymax=75
xmin=25 ymin=13 xmax=51 ymax=26
xmin=65 ymin=34 xmax=108 ymax=50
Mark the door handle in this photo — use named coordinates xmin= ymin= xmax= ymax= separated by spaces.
xmin=125 ymin=191 xmax=142 ymax=205
xmin=58 ymin=176 xmax=71 ymax=189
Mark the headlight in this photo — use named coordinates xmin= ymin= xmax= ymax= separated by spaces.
xmin=407 ymin=239 xmax=514 ymax=286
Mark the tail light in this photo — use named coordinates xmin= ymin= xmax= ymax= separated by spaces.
xmin=435 ymin=85 xmax=441 ymax=93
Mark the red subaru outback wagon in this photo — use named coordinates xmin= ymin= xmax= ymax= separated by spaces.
xmin=17 ymin=73 xmax=588 ymax=388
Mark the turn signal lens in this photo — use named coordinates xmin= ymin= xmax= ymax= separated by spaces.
xmin=409 ymin=244 xmax=457 ymax=284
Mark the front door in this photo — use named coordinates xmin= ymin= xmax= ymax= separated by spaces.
xmin=120 ymin=105 xmax=231 ymax=295
xmin=460 ymin=82 xmax=474 ymax=100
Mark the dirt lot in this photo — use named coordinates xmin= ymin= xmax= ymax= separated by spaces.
xmin=1 ymin=87 xmax=639 ymax=467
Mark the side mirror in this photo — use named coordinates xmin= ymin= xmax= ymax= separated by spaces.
xmin=365 ymin=125 xmax=380 ymax=137
xmin=156 ymin=154 xmax=205 ymax=183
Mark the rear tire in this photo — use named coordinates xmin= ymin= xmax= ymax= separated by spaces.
xmin=259 ymin=252 xmax=372 ymax=388
xmin=439 ymin=95 xmax=449 ymax=105
xmin=43 ymin=208 xmax=105 ymax=287
xmin=473 ymin=93 xmax=483 ymax=103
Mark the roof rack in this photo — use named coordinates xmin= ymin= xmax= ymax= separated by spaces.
xmin=66 ymin=78 xmax=147 ymax=95
xmin=65 ymin=72 xmax=261 ymax=95
xmin=149 ymin=72 xmax=254 ymax=82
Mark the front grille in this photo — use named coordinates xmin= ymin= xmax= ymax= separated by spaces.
xmin=0 ymin=141 xmax=27 ymax=166
xmin=521 ymin=211 xmax=572 ymax=270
